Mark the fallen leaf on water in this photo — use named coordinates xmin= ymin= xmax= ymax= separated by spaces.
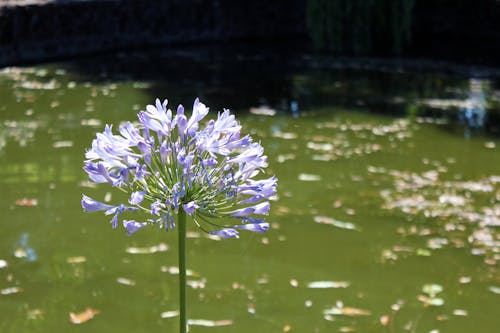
xmin=283 ymin=324 xmax=291 ymax=332
xmin=277 ymin=154 xmax=296 ymax=163
xmin=160 ymin=310 xmax=179 ymax=318
xmin=416 ymin=248 xmax=431 ymax=256
xmin=298 ymin=173 xmax=321 ymax=182
xmin=1 ymin=287 xmax=23 ymax=295
xmin=488 ymin=286 xmax=500 ymax=294
xmin=125 ymin=243 xmax=168 ymax=254
xmin=323 ymin=306 xmax=371 ymax=317
xmin=66 ymin=256 xmax=87 ymax=264
xmin=459 ymin=276 xmax=471 ymax=284
xmin=249 ymin=106 xmax=276 ymax=116
xmin=0 ymin=259 xmax=7 ymax=269
xmin=52 ymin=141 xmax=73 ymax=148
xmin=160 ymin=266 xmax=198 ymax=277
xmin=339 ymin=327 xmax=355 ymax=332
xmin=116 ymin=277 xmax=136 ymax=286
xmin=187 ymin=319 xmax=233 ymax=327
xmin=417 ymin=294 xmax=444 ymax=307
xmin=314 ymin=216 xmax=360 ymax=231
xmin=453 ymin=309 xmax=468 ymax=316
xmin=289 ymin=279 xmax=299 ymax=287
xmin=273 ymin=132 xmax=298 ymax=140
xmin=307 ymin=281 xmax=350 ymax=289
xmin=380 ymin=315 xmax=390 ymax=326
xmin=422 ymin=284 xmax=443 ymax=297
xmin=15 ymin=198 xmax=38 ymax=207
xmin=27 ymin=308 xmax=44 ymax=320
xmin=69 ymin=308 xmax=100 ymax=324
xmin=187 ymin=279 xmax=206 ymax=289
xmin=484 ymin=141 xmax=496 ymax=149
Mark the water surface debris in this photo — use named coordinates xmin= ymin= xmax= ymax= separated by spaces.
xmin=116 ymin=277 xmax=136 ymax=286
xmin=66 ymin=256 xmax=87 ymax=264
xmin=307 ymin=281 xmax=350 ymax=289
xmin=187 ymin=319 xmax=233 ymax=327
xmin=298 ymin=173 xmax=321 ymax=181
xmin=15 ymin=198 xmax=38 ymax=207
xmin=160 ymin=310 xmax=179 ymax=318
xmin=249 ymin=106 xmax=276 ymax=116
xmin=417 ymin=294 xmax=444 ymax=307
xmin=323 ymin=306 xmax=371 ymax=317
xmin=125 ymin=243 xmax=168 ymax=254
xmin=314 ymin=216 xmax=360 ymax=231
xmin=69 ymin=308 xmax=101 ymax=324
xmin=1 ymin=287 xmax=23 ymax=295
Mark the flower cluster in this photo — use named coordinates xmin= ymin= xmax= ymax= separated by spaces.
xmin=82 ymin=98 xmax=277 ymax=238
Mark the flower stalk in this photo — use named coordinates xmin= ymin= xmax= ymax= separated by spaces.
xmin=81 ymin=98 xmax=277 ymax=332
xmin=178 ymin=208 xmax=187 ymax=333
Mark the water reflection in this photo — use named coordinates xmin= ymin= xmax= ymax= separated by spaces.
xmin=461 ymin=79 xmax=488 ymax=136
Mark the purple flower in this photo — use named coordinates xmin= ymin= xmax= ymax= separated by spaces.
xmin=81 ymin=195 xmax=114 ymax=212
xmin=123 ymin=220 xmax=148 ymax=235
xmin=82 ymin=98 xmax=277 ymax=237
xmin=182 ymin=201 xmax=198 ymax=215
xmin=210 ymin=229 xmax=239 ymax=239
xmin=129 ymin=191 xmax=145 ymax=205
xmin=151 ymin=201 xmax=165 ymax=216
xmin=234 ymin=222 xmax=269 ymax=233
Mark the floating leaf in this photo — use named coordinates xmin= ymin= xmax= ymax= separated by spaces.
xmin=160 ymin=310 xmax=179 ymax=318
xmin=380 ymin=315 xmax=390 ymax=326
xmin=15 ymin=198 xmax=38 ymax=207
xmin=188 ymin=319 xmax=233 ymax=327
xmin=416 ymin=248 xmax=431 ymax=256
xmin=453 ymin=309 xmax=468 ymax=316
xmin=125 ymin=243 xmax=168 ymax=254
xmin=1 ymin=287 xmax=23 ymax=295
xmin=116 ymin=277 xmax=136 ymax=286
xmin=298 ymin=173 xmax=321 ymax=182
xmin=66 ymin=256 xmax=87 ymax=264
xmin=249 ymin=106 xmax=276 ymax=116
xmin=323 ymin=306 xmax=371 ymax=317
xmin=160 ymin=266 xmax=198 ymax=277
xmin=69 ymin=308 xmax=100 ymax=324
xmin=417 ymin=295 xmax=444 ymax=306
xmin=314 ymin=216 xmax=360 ymax=231
xmin=27 ymin=308 xmax=44 ymax=320
xmin=488 ymin=286 xmax=500 ymax=295
xmin=307 ymin=281 xmax=350 ymax=289
xmin=0 ymin=259 xmax=7 ymax=269
xmin=186 ymin=279 xmax=206 ymax=289
xmin=273 ymin=132 xmax=298 ymax=139
xmin=484 ymin=141 xmax=496 ymax=149
xmin=52 ymin=141 xmax=73 ymax=148
xmin=422 ymin=284 xmax=443 ymax=297
xmin=459 ymin=276 xmax=471 ymax=284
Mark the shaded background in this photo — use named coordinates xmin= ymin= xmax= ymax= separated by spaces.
xmin=1 ymin=0 xmax=500 ymax=67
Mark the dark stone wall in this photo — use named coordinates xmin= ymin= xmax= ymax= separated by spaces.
xmin=0 ymin=0 xmax=308 ymax=67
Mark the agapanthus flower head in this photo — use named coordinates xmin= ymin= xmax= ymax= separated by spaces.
xmin=82 ymin=98 xmax=277 ymax=238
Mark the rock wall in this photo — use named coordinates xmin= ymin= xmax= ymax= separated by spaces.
xmin=0 ymin=0 xmax=308 ymax=67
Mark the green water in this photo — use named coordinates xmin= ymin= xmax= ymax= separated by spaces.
xmin=0 ymin=53 xmax=499 ymax=333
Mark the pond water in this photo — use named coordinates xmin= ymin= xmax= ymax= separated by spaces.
xmin=0 ymin=48 xmax=499 ymax=333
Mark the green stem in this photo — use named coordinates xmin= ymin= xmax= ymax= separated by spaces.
xmin=178 ymin=209 xmax=188 ymax=333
